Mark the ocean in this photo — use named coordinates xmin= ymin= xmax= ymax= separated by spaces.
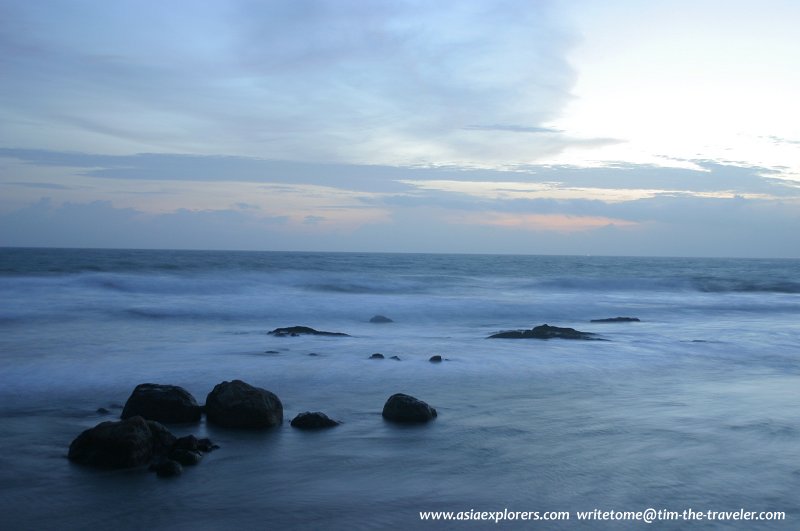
xmin=0 ymin=248 xmax=798 ymax=529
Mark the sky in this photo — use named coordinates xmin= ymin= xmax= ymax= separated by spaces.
xmin=1 ymin=0 xmax=799 ymax=257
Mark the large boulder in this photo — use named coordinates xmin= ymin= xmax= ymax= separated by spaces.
xmin=68 ymin=416 xmax=158 ymax=468
xmin=488 ymin=324 xmax=600 ymax=340
xmin=382 ymin=393 xmax=437 ymax=423
xmin=205 ymin=380 xmax=283 ymax=429
xmin=121 ymin=383 xmax=202 ymax=424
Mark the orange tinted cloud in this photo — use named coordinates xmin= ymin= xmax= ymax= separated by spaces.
xmin=457 ymin=212 xmax=638 ymax=232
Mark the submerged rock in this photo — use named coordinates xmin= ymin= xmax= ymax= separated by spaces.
xmin=488 ymin=324 xmax=600 ymax=340
xmin=390 ymin=355 xmax=401 ymax=361
xmin=382 ymin=393 xmax=437 ymax=423
xmin=290 ymin=411 xmax=340 ymax=429
xmin=205 ymin=379 xmax=283 ymax=429
xmin=121 ymin=383 xmax=202 ymax=424
xmin=68 ymin=416 xmax=156 ymax=468
xmin=369 ymin=353 xmax=385 ymax=359
xmin=590 ymin=317 xmax=640 ymax=323
xmin=369 ymin=315 xmax=394 ymax=323
xmin=268 ymin=326 xmax=349 ymax=337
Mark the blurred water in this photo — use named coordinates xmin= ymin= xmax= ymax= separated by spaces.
xmin=0 ymin=249 xmax=798 ymax=529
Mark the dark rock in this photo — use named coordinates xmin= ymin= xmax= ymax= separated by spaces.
xmin=290 ymin=411 xmax=340 ymax=429
xmin=369 ymin=353 xmax=385 ymax=359
xmin=121 ymin=383 xmax=202 ymax=424
xmin=96 ymin=407 xmax=110 ymax=414
xmin=147 ymin=420 xmax=177 ymax=457
xmin=369 ymin=315 xmax=394 ymax=323
xmin=382 ymin=393 xmax=437 ymax=423
xmin=173 ymin=435 xmax=199 ymax=451
xmin=488 ymin=324 xmax=600 ymax=340
xmin=390 ymin=356 xmax=401 ymax=361
xmin=205 ymin=379 xmax=283 ymax=429
xmin=151 ymin=459 xmax=182 ymax=478
xmin=268 ymin=326 xmax=349 ymax=337
xmin=308 ymin=352 xmax=319 ymax=356
xmin=197 ymin=438 xmax=219 ymax=452
xmin=590 ymin=317 xmax=640 ymax=323
xmin=68 ymin=416 xmax=157 ymax=468
xmin=168 ymin=448 xmax=203 ymax=466
xmin=429 ymin=355 xmax=443 ymax=363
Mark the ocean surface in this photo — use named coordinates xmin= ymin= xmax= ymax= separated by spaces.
xmin=0 ymin=248 xmax=798 ymax=530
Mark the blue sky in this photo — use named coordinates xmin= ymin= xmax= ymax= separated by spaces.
xmin=1 ymin=0 xmax=799 ymax=256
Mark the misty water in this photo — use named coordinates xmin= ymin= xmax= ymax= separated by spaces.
xmin=0 ymin=249 xmax=798 ymax=529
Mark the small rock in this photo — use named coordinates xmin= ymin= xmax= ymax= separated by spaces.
xmin=197 ymin=438 xmax=219 ymax=452
xmin=369 ymin=315 xmax=394 ymax=323
xmin=173 ymin=435 xmax=199 ymax=451
xmin=590 ymin=317 xmax=640 ymax=323
xmin=429 ymin=355 xmax=443 ymax=363
xmin=390 ymin=355 xmax=401 ymax=361
xmin=290 ymin=411 xmax=340 ymax=429
xmin=168 ymin=448 xmax=203 ymax=466
xmin=151 ymin=459 xmax=183 ymax=478
xmin=96 ymin=407 xmax=110 ymax=414
xmin=268 ymin=326 xmax=349 ymax=337
xmin=382 ymin=393 xmax=437 ymax=423
xmin=488 ymin=324 xmax=600 ymax=340
xmin=369 ymin=353 xmax=385 ymax=359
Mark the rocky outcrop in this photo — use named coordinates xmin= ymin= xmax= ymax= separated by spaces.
xmin=369 ymin=315 xmax=393 ymax=323
xmin=120 ymin=383 xmax=202 ymax=424
xmin=488 ymin=324 xmax=600 ymax=340
xmin=369 ymin=353 xmax=385 ymax=359
xmin=290 ymin=411 xmax=340 ymax=429
xmin=268 ymin=326 xmax=349 ymax=337
xmin=382 ymin=393 xmax=437 ymax=423
xmin=205 ymin=379 xmax=283 ymax=429
xmin=590 ymin=317 xmax=640 ymax=323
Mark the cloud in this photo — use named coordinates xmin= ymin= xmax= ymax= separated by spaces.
xmin=0 ymin=0 xmax=602 ymax=166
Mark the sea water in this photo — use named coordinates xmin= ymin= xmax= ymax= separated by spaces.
xmin=0 ymin=248 xmax=798 ymax=529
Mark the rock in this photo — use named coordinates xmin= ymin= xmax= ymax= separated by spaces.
xmin=205 ymin=379 xmax=283 ymax=429
xmin=369 ymin=315 xmax=393 ymax=323
xmin=197 ymin=438 xmax=219 ymax=452
xmin=488 ymin=324 xmax=600 ymax=340
xmin=429 ymin=355 xmax=443 ymax=363
xmin=168 ymin=448 xmax=203 ymax=466
xmin=68 ymin=416 xmax=158 ymax=468
xmin=390 ymin=356 xmax=401 ymax=361
xmin=120 ymin=383 xmax=202 ymax=424
xmin=147 ymin=420 xmax=177 ymax=457
xmin=268 ymin=326 xmax=349 ymax=337
xmin=590 ymin=317 xmax=640 ymax=323
xmin=290 ymin=411 xmax=340 ymax=429
xmin=96 ymin=407 xmax=110 ymax=414
xmin=382 ymin=393 xmax=437 ymax=423
xmin=369 ymin=353 xmax=385 ymax=359
xmin=150 ymin=459 xmax=182 ymax=478
xmin=173 ymin=435 xmax=199 ymax=451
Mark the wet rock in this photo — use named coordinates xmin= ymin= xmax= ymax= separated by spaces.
xmin=268 ymin=326 xmax=349 ymax=337
xmin=290 ymin=411 xmax=340 ymax=429
xmin=369 ymin=315 xmax=394 ymax=323
xmin=590 ymin=317 xmax=640 ymax=323
xmin=382 ymin=393 xmax=437 ymax=423
xmin=369 ymin=353 xmax=385 ymax=359
xmin=147 ymin=420 xmax=178 ymax=457
xmin=197 ymin=438 xmax=219 ymax=452
xmin=488 ymin=324 xmax=600 ymax=340
xmin=121 ymin=383 xmax=202 ymax=424
xmin=150 ymin=459 xmax=182 ymax=478
xmin=168 ymin=448 xmax=203 ymax=466
xmin=429 ymin=355 xmax=443 ymax=363
xmin=96 ymin=407 xmax=110 ymax=414
xmin=205 ymin=379 xmax=283 ymax=429
xmin=390 ymin=355 xmax=401 ymax=361
xmin=68 ymin=416 xmax=156 ymax=468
